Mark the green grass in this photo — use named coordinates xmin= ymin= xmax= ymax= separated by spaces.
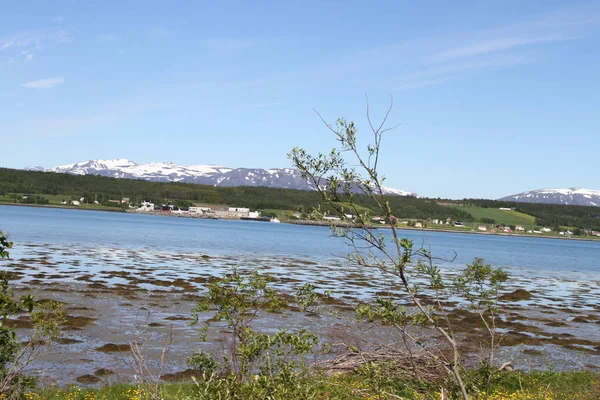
xmin=457 ymin=206 xmax=538 ymax=229
xmin=0 ymin=193 xmax=127 ymax=212
xmin=26 ymin=370 xmax=600 ymax=400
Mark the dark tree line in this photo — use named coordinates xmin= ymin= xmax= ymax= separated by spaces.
xmin=0 ymin=168 xmax=473 ymax=221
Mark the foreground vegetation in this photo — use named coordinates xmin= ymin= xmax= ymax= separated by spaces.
xmin=25 ymin=371 xmax=600 ymax=400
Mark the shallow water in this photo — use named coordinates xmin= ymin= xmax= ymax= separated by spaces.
xmin=1 ymin=205 xmax=600 ymax=383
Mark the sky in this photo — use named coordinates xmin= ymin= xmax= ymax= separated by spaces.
xmin=1 ymin=0 xmax=599 ymax=199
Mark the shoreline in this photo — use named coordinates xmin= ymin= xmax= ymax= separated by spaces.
xmin=2 ymin=202 xmax=599 ymax=243
xmin=287 ymin=218 xmax=600 ymax=243
xmin=0 ymin=201 xmax=126 ymax=213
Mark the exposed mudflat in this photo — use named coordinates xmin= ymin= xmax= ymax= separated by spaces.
xmin=5 ymin=242 xmax=600 ymax=386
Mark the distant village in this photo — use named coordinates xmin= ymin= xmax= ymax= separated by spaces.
xmin=132 ymin=200 xmax=279 ymax=222
xmin=58 ymin=196 xmax=600 ymax=237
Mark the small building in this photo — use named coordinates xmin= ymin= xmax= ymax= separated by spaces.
xmin=138 ymin=201 xmax=154 ymax=212
xmin=515 ymin=226 xmax=525 ymax=232
xmin=541 ymin=227 xmax=552 ymax=233
xmin=121 ymin=198 xmax=130 ymax=204
xmin=415 ymin=222 xmax=423 ymax=228
xmin=189 ymin=206 xmax=212 ymax=214
xmin=454 ymin=221 xmax=464 ymax=227
xmin=70 ymin=200 xmax=80 ymax=206
xmin=323 ymin=215 xmax=341 ymax=221
xmin=248 ymin=211 xmax=261 ymax=219
xmin=499 ymin=207 xmax=512 ymax=211
xmin=229 ymin=207 xmax=250 ymax=213
xmin=478 ymin=225 xmax=487 ymax=231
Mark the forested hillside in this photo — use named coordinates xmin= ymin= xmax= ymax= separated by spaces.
xmin=2 ymin=168 xmax=599 ymax=229
xmin=459 ymin=199 xmax=600 ymax=230
xmin=0 ymin=168 xmax=472 ymax=220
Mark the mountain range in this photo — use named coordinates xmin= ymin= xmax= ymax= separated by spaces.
xmin=499 ymin=188 xmax=600 ymax=207
xmin=24 ymin=159 xmax=417 ymax=197
xmin=23 ymin=160 xmax=600 ymax=206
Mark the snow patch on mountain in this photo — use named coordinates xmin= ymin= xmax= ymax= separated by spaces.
xmin=499 ymin=188 xmax=600 ymax=207
xmin=33 ymin=159 xmax=418 ymax=196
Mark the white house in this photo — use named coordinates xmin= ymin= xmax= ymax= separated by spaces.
xmin=138 ymin=201 xmax=154 ymax=212
xmin=323 ymin=215 xmax=341 ymax=221
xmin=248 ymin=211 xmax=261 ymax=219
xmin=541 ymin=227 xmax=552 ymax=233
xmin=478 ymin=225 xmax=487 ymax=231
xmin=70 ymin=200 xmax=80 ymax=206
xmin=415 ymin=222 xmax=423 ymax=228
xmin=229 ymin=207 xmax=250 ymax=213
xmin=499 ymin=207 xmax=512 ymax=211
xmin=515 ymin=226 xmax=525 ymax=232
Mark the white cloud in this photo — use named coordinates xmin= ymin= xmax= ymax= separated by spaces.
xmin=433 ymin=35 xmax=566 ymax=62
xmin=0 ymin=30 xmax=70 ymax=52
xmin=21 ymin=77 xmax=65 ymax=89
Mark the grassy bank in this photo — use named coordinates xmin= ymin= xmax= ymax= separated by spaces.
xmin=26 ymin=370 xmax=600 ymax=399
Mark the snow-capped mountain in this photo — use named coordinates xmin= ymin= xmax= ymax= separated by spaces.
xmin=499 ymin=188 xmax=600 ymax=207
xmin=26 ymin=159 xmax=417 ymax=196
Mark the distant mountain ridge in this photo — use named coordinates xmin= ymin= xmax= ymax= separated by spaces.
xmin=24 ymin=159 xmax=418 ymax=197
xmin=499 ymin=188 xmax=600 ymax=207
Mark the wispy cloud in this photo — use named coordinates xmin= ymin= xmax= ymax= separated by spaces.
xmin=22 ymin=77 xmax=64 ymax=89
xmin=0 ymin=30 xmax=70 ymax=52
xmin=390 ymin=4 xmax=600 ymax=90
xmin=394 ymin=54 xmax=532 ymax=91
xmin=433 ymin=34 xmax=566 ymax=62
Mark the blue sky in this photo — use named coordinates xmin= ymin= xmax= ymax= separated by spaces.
xmin=1 ymin=1 xmax=599 ymax=199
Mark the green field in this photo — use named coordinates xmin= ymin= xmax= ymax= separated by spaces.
xmin=458 ymin=206 xmax=538 ymax=228
xmin=0 ymin=193 xmax=126 ymax=212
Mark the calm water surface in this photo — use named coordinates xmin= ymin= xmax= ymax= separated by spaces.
xmin=1 ymin=205 xmax=598 ymax=276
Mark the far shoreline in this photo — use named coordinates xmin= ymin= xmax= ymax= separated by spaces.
xmin=2 ymin=202 xmax=599 ymax=243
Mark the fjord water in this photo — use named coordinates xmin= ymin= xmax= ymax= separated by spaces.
xmin=1 ymin=204 xmax=599 ymax=276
